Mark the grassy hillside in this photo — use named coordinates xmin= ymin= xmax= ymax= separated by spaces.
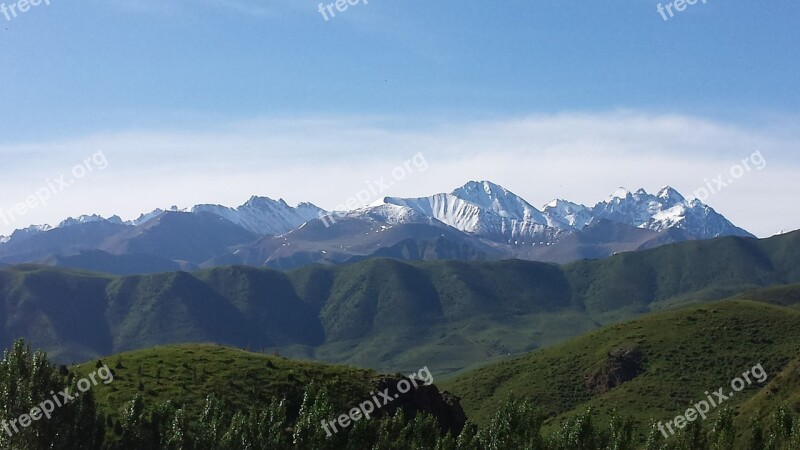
xmin=1 ymin=230 xmax=799 ymax=375
xmin=735 ymin=353 xmax=800 ymax=430
xmin=442 ymin=299 xmax=800 ymax=433
xmin=72 ymin=344 xmax=378 ymax=423
xmin=730 ymin=283 xmax=800 ymax=308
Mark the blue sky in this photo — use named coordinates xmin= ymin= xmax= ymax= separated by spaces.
xmin=0 ymin=0 xmax=798 ymax=236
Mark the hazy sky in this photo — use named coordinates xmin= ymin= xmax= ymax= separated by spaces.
xmin=1 ymin=0 xmax=798 ymax=237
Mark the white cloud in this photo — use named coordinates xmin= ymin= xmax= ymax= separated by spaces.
xmin=0 ymin=111 xmax=797 ymax=237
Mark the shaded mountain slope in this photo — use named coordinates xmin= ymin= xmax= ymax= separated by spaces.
xmin=0 ymin=231 xmax=798 ymax=373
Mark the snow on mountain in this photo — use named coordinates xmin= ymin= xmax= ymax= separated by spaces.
xmin=657 ymin=186 xmax=686 ymax=204
xmin=58 ymin=214 xmax=124 ymax=228
xmin=364 ymin=181 xmax=569 ymax=244
xmin=192 ymin=196 xmax=326 ymax=236
xmin=334 ymin=202 xmax=436 ymax=226
xmin=128 ymin=206 xmax=187 ymax=226
xmin=354 ymin=181 xmax=751 ymax=244
xmin=130 ymin=209 xmax=167 ymax=226
xmin=0 ymin=182 xmax=754 ymax=252
xmin=588 ymin=186 xmax=753 ymax=239
xmin=294 ymin=202 xmax=328 ymax=221
xmin=607 ymin=187 xmax=633 ymax=202
xmin=451 ymin=181 xmax=549 ymax=223
xmin=4 ymin=224 xmax=54 ymax=243
xmin=542 ymin=199 xmax=593 ymax=229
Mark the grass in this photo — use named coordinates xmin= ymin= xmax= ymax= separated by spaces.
xmin=3 ymin=230 xmax=799 ymax=377
xmin=72 ymin=343 xmax=378 ymax=423
xmin=442 ymin=299 xmax=800 ymax=434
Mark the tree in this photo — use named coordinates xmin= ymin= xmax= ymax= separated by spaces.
xmin=195 ymin=394 xmax=230 ymax=448
xmin=292 ymin=383 xmax=343 ymax=450
xmin=480 ymin=393 xmax=544 ymax=450
xmin=0 ymin=339 xmax=104 ymax=449
xmin=607 ymin=409 xmax=635 ymax=450
xmin=710 ymin=407 xmax=735 ymax=450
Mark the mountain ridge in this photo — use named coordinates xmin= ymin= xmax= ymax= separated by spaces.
xmin=0 ymin=181 xmax=757 ymax=273
xmin=0 ymin=230 xmax=797 ymax=373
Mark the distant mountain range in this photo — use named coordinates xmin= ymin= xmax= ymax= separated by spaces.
xmin=1 ymin=230 xmax=798 ymax=370
xmin=0 ymin=181 xmax=754 ymax=274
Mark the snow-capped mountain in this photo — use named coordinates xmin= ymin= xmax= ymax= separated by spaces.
xmin=48 ymin=198 xmax=325 ymax=237
xmin=0 ymin=181 xmax=759 ymax=273
xmin=355 ymin=181 xmax=752 ymax=246
xmin=131 ymin=208 xmax=173 ymax=226
xmin=586 ymin=186 xmax=752 ymax=239
xmin=328 ymin=202 xmax=437 ymax=226
xmin=58 ymin=214 xmax=124 ymax=228
xmin=364 ymin=181 xmax=569 ymax=244
xmin=542 ymin=199 xmax=593 ymax=230
xmin=192 ymin=197 xmax=325 ymax=235
xmin=0 ymin=196 xmax=324 ymax=249
xmin=7 ymin=224 xmax=54 ymax=242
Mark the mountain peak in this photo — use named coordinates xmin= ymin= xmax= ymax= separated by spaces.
xmin=453 ymin=180 xmax=508 ymax=196
xmin=545 ymin=199 xmax=563 ymax=209
xmin=0 ymin=181 xmax=754 ymax=258
xmin=657 ymin=186 xmax=686 ymax=204
xmin=450 ymin=181 xmax=542 ymax=218
xmin=296 ymin=201 xmax=322 ymax=210
xmin=243 ymin=196 xmax=286 ymax=208
xmin=58 ymin=214 xmax=109 ymax=228
xmin=607 ymin=187 xmax=632 ymax=201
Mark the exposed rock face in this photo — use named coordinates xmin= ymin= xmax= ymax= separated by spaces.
xmin=585 ymin=346 xmax=644 ymax=394
xmin=368 ymin=375 xmax=468 ymax=435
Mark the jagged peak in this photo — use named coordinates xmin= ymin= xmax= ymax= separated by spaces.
xmin=452 ymin=180 xmax=509 ymax=196
xmin=657 ymin=186 xmax=686 ymax=204
xmin=242 ymin=196 xmax=288 ymax=208
xmin=607 ymin=187 xmax=632 ymax=201
xmin=58 ymin=214 xmax=111 ymax=228
xmin=543 ymin=198 xmax=589 ymax=210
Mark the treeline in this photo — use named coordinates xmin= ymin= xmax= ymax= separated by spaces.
xmin=1 ymin=339 xmax=799 ymax=449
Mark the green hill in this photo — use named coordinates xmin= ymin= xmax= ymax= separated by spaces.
xmin=442 ymin=298 xmax=800 ymax=434
xmin=729 ymin=283 xmax=800 ymax=308
xmin=72 ymin=344 xmax=378 ymax=422
xmin=0 ymin=230 xmax=799 ymax=376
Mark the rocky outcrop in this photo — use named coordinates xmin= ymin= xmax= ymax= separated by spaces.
xmin=585 ymin=345 xmax=644 ymax=394
xmin=367 ymin=375 xmax=468 ymax=435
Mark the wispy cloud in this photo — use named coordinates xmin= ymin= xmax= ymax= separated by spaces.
xmin=0 ymin=111 xmax=797 ymax=237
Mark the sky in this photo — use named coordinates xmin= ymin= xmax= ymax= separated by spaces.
xmin=0 ymin=0 xmax=798 ymax=237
